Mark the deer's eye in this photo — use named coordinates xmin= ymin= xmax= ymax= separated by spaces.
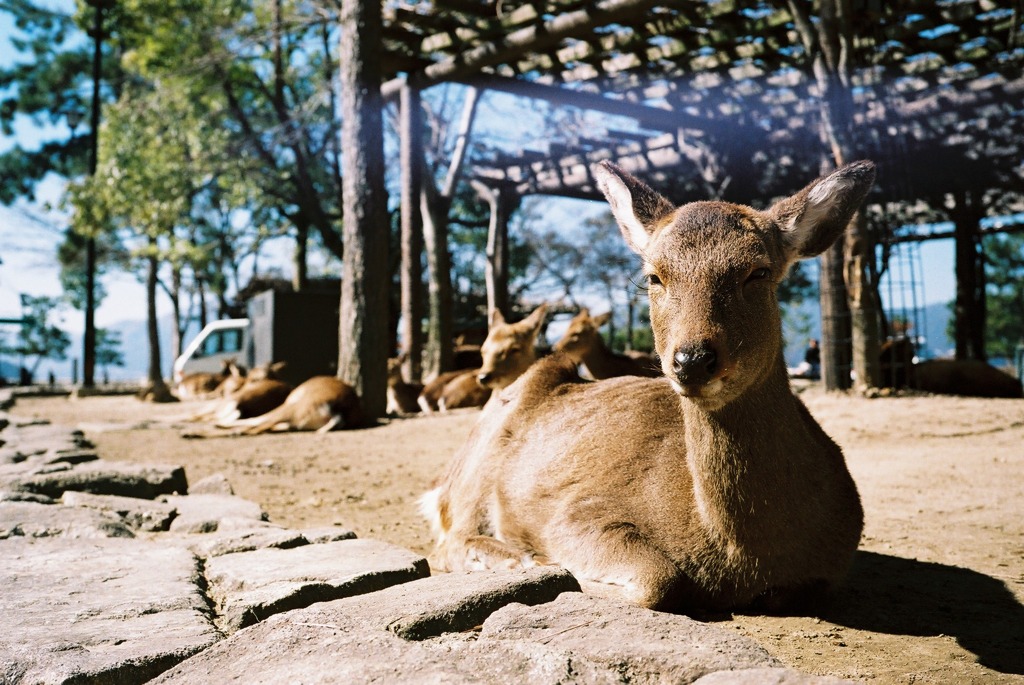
xmin=745 ymin=267 xmax=771 ymax=284
xmin=647 ymin=273 xmax=663 ymax=287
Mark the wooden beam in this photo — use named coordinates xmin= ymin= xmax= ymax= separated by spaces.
xmin=381 ymin=0 xmax=660 ymax=98
xmin=451 ymin=72 xmax=703 ymax=132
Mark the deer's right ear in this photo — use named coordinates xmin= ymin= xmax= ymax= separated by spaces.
xmin=592 ymin=311 xmax=613 ymax=329
xmin=593 ymin=161 xmax=675 ymax=255
xmin=770 ymin=160 xmax=876 ymax=260
xmin=489 ymin=308 xmax=506 ymax=327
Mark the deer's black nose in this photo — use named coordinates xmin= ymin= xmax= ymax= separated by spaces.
xmin=672 ymin=342 xmax=718 ymax=386
xmin=477 ymin=372 xmax=492 ymax=385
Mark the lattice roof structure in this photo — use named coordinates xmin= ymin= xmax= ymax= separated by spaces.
xmin=377 ymin=0 xmax=1024 ymax=223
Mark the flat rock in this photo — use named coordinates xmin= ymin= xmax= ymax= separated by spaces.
xmin=61 ymin=491 xmax=177 ymax=532
xmin=470 ymin=592 xmax=779 ymax=682
xmin=175 ymin=525 xmax=312 ymax=558
xmin=163 ymin=493 xmax=267 ymax=534
xmin=188 ymin=473 xmax=234 ymax=495
xmin=0 ymin=500 xmax=134 ymax=539
xmin=152 ymin=569 xmax=812 ymax=684
xmin=693 ymin=667 xmax=855 ymax=684
xmin=204 ymin=538 xmax=430 ymax=632
xmin=0 ymin=537 xmax=220 ymax=684
xmin=150 ymin=567 xmax=579 ymax=683
xmin=4 ymin=460 xmax=187 ymax=500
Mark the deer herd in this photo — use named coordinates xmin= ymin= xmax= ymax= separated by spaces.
xmin=168 ymin=160 xmax=1019 ymax=614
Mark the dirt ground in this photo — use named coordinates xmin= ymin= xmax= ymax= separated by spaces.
xmin=9 ymin=386 xmax=1024 ymax=684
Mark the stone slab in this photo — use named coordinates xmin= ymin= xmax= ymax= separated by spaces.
xmin=5 ymin=460 xmax=187 ymax=500
xmin=204 ymin=538 xmax=430 ymax=632
xmin=61 ymin=491 xmax=178 ymax=532
xmin=151 ymin=568 xmax=828 ymax=684
xmin=163 ymin=493 xmax=266 ymax=534
xmin=0 ymin=500 xmax=135 ymax=539
xmin=0 ymin=537 xmax=220 ymax=684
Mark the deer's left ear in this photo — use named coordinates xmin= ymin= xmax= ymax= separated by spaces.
xmin=593 ymin=160 xmax=676 ymax=255
xmin=770 ymin=160 xmax=876 ymax=260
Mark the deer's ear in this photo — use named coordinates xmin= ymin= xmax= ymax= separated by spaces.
xmin=489 ymin=308 xmax=506 ymax=328
xmin=592 ymin=311 xmax=613 ymax=328
xmin=770 ymin=160 xmax=876 ymax=260
xmin=521 ymin=303 xmax=548 ymax=334
xmin=593 ymin=161 xmax=675 ymax=255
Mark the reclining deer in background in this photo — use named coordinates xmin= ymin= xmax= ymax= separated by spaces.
xmin=417 ymin=303 xmax=548 ymax=413
xmin=554 ymin=308 xmax=661 ymax=379
xmin=176 ymin=359 xmax=240 ymax=400
xmin=227 ymin=375 xmax=363 ymax=434
xmin=422 ymin=160 xmax=873 ymax=613
xmin=184 ymin=361 xmax=291 ymax=425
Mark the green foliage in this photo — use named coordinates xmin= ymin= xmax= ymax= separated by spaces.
xmin=984 ymin=232 xmax=1024 ymax=360
xmin=95 ymin=327 xmax=124 ymax=370
xmin=0 ymin=0 xmax=121 ymax=203
xmin=12 ymin=294 xmax=71 ymax=376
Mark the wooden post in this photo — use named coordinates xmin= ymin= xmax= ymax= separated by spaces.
xmin=339 ymin=0 xmax=389 ymax=420
xmin=399 ymin=82 xmax=424 ymax=381
xmin=473 ymin=181 xmax=513 ymax=319
xmin=953 ymin=189 xmax=986 ymax=361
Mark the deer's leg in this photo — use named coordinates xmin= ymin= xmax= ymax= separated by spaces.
xmin=561 ymin=523 xmax=690 ymax=611
xmin=458 ymin=535 xmax=542 ymax=571
xmin=316 ymin=414 xmax=344 ymax=433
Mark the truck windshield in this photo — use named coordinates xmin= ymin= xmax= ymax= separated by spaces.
xmin=196 ymin=328 xmax=244 ymax=358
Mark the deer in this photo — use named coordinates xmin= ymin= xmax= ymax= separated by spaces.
xmin=421 ymin=160 xmax=873 ymax=614
xmin=183 ymin=362 xmax=292 ymax=425
xmin=176 ymin=359 xmax=238 ymax=400
xmin=225 ymin=375 xmax=364 ymax=435
xmin=417 ymin=303 xmax=549 ymax=413
xmin=387 ymin=355 xmax=424 ymax=416
xmin=553 ymin=308 xmax=661 ymax=380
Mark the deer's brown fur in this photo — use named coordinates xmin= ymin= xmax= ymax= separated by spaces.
xmin=176 ymin=359 xmax=237 ymax=400
xmin=387 ymin=356 xmax=424 ymax=415
xmin=184 ymin=362 xmax=291 ymax=424
xmin=232 ymin=376 xmax=364 ymax=434
xmin=422 ymin=160 xmax=873 ymax=613
xmin=417 ymin=304 xmax=549 ymax=413
xmin=554 ymin=308 xmax=661 ymax=379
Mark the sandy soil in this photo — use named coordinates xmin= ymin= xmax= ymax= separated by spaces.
xmin=9 ymin=387 xmax=1024 ymax=684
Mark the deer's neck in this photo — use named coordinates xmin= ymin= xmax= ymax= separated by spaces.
xmin=578 ymin=339 xmax=618 ymax=377
xmin=681 ymin=362 xmax=837 ymax=548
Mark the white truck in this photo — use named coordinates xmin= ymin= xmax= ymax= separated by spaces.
xmin=172 ymin=288 xmax=340 ymax=388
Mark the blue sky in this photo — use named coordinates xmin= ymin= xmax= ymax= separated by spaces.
xmin=0 ymin=9 xmax=959 ymax=340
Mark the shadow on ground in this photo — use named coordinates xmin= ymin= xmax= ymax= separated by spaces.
xmin=823 ymin=551 xmax=1024 ymax=675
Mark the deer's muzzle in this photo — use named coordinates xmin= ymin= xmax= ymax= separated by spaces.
xmin=672 ymin=341 xmax=719 ymax=387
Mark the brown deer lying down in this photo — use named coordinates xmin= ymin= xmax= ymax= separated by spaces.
xmin=176 ymin=359 xmax=238 ymax=400
xmin=226 ymin=376 xmax=364 ymax=434
xmin=387 ymin=356 xmax=424 ymax=416
xmin=422 ymin=160 xmax=873 ymax=614
xmin=186 ymin=362 xmax=292 ymax=425
xmin=554 ymin=308 xmax=660 ymax=379
xmin=417 ymin=304 xmax=548 ymax=413
xmin=913 ymin=359 xmax=1022 ymax=398
xmin=879 ymin=338 xmax=1022 ymax=398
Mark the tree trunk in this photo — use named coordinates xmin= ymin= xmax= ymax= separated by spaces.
xmin=421 ymin=184 xmax=454 ymax=379
xmin=400 ymin=83 xmax=424 ymax=381
xmin=789 ymin=0 xmax=881 ymax=390
xmin=294 ymin=221 xmax=309 ymax=292
xmin=820 ymin=239 xmax=852 ymax=390
xmin=144 ymin=239 xmax=169 ymax=399
xmin=952 ymin=189 xmax=986 ymax=360
xmin=339 ymin=0 xmax=389 ymax=420
xmin=473 ymin=181 xmax=513 ymax=320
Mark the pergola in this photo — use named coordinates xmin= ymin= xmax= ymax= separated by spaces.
xmin=342 ymin=0 xmax=1024 ymax=414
